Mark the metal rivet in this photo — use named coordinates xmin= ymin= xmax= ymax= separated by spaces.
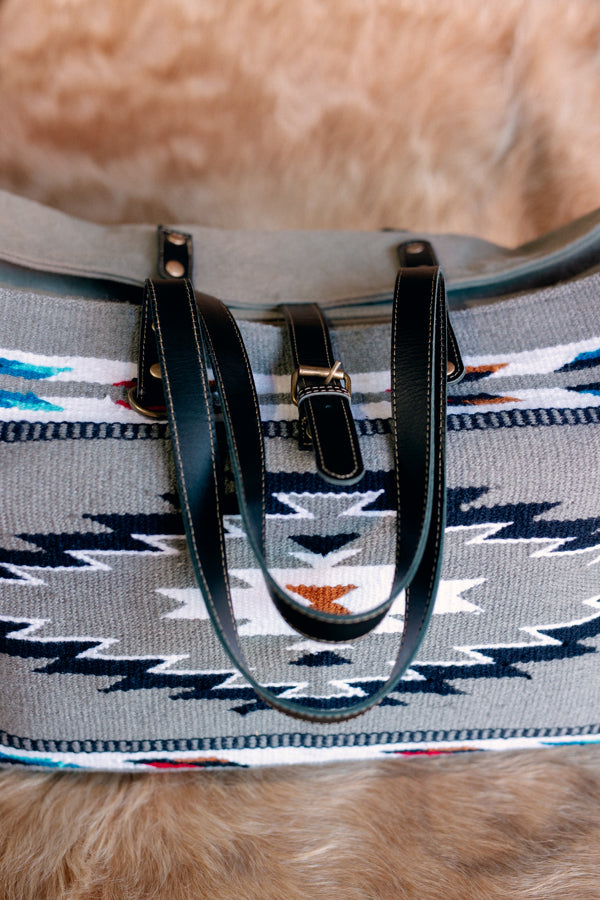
xmin=447 ymin=361 xmax=456 ymax=377
xmin=165 ymin=259 xmax=185 ymax=278
xmin=150 ymin=363 xmax=162 ymax=380
xmin=167 ymin=232 xmax=186 ymax=246
xmin=405 ymin=242 xmax=425 ymax=254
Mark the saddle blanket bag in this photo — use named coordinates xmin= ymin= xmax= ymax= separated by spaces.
xmin=0 ymin=190 xmax=598 ymax=770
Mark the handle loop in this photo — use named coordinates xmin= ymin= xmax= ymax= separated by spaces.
xmin=144 ymin=268 xmax=447 ymax=721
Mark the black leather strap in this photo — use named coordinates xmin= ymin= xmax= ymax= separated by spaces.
xmin=129 ymin=227 xmax=194 ymax=417
xmin=397 ymin=239 xmax=464 ymax=384
xmin=131 ymin=292 xmax=165 ymax=417
xmin=282 ymin=303 xmax=364 ymax=485
xmin=145 ymin=268 xmax=447 ymax=721
xmin=178 ymin=287 xmax=388 ymax=644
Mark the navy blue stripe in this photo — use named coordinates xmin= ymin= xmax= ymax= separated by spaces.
xmin=0 ymin=421 xmax=169 ymax=441
xmin=447 ymin=407 xmax=600 ymax=430
xmin=1 ymin=725 xmax=599 ymax=759
xmin=0 ymin=419 xmax=386 ymax=442
xmin=0 ymin=407 xmax=598 ymax=444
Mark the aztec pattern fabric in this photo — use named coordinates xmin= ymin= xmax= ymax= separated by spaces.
xmin=0 ymin=269 xmax=599 ymax=770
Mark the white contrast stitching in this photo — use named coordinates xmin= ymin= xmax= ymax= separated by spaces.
xmin=403 ymin=270 xmax=443 ymax=640
xmin=138 ymin=301 xmax=149 ymax=398
xmin=182 ymin=281 xmax=232 ymax=612
xmin=219 ymin=302 xmax=267 ymax=547
xmin=150 ymin=281 xmax=216 ymax=604
xmin=402 ymin=271 xmax=436 ymax=631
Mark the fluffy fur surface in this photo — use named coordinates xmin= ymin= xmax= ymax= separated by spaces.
xmin=0 ymin=748 xmax=599 ymax=900
xmin=1 ymin=0 xmax=600 ymax=245
xmin=1 ymin=1 xmax=600 ymax=897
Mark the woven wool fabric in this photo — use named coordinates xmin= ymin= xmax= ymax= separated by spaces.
xmin=0 ymin=270 xmax=599 ymax=770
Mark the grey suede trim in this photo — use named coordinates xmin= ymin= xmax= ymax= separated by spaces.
xmin=1 ymin=190 xmax=600 ymax=316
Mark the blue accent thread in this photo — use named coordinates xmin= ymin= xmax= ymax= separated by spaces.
xmin=566 ymin=382 xmax=600 ymax=396
xmin=0 ymin=390 xmax=63 ymax=412
xmin=0 ymin=358 xmax=72 ymax=380
xmin=558 ymin=348 xmax=600 ymax=372
xmin=0 ymin=751 xmax=80 ymax=768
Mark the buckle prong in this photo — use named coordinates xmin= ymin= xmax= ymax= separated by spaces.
xmin=291 ymin=362 xmax=351 ymax=406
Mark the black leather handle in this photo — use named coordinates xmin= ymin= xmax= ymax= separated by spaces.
xmin=145 ymin=268 xmax=447 ymax=721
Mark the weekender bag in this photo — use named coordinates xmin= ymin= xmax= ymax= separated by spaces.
xmin=0 ymin=190 xmax=599 ymax=769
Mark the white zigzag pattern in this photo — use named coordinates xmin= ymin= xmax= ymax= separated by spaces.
xmin=1 ymin=334 xmax=599 ymax=423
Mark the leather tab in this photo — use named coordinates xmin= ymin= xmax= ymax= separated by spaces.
xmin=396 ymin=240 xmax=439 ymax=268
xmin=396 ymin=240 xmax=465 ymax=384
xmin=157 ymin=226 xmax=193 ymax=279
xmin=282 ymin=303 xmax=364 ymax=485
xmin=129 ymin=228 xmax=194 ymax=416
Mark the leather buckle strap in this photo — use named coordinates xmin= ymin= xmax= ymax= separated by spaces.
xmin=282 ymin=303 xmax=364 ymax=486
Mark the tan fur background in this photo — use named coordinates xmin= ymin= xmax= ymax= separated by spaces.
xmin=1 ymin=748 xmax=600 ymax=900
xmin=2 ymin=0 xmax=600 ymax=245
xmin=0 ymin=1 xmax=600 ymax=897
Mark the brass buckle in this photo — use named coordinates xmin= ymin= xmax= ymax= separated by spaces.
xmin=127 ymin=386 xmax=166 ymax=419
xmin=291 ymin=362 xmax=351 ymax=406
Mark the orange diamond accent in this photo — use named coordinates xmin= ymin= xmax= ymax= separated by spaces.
xmin=465 ymin=364 xmax=508 ymax=375
xmin=285 ymin=584 xmax=357 ymax=616
xmin=463 ymin=395 xmax=520 ymax=405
